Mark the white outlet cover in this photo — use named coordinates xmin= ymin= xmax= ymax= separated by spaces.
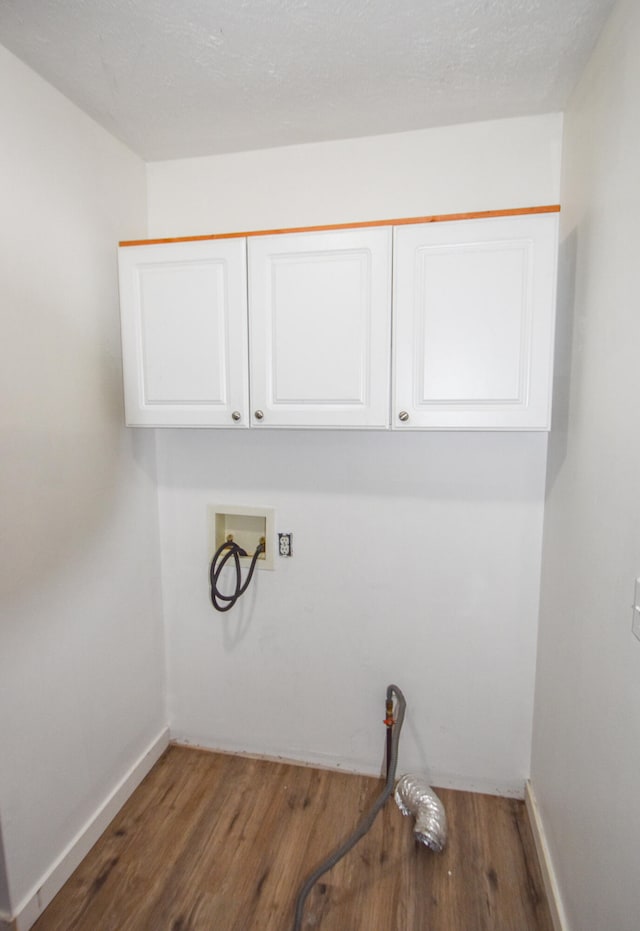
xmin=632 ymin=578 xmax=640 ymax=642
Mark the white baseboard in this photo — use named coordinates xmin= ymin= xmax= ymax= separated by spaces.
xmin=11 ymin=728 xmax=169 ymax=931
xmin=0 ymin=915 xmax=16 ymax=931
xmin=170 ymin=737 xmax=526 ymax=798
xmin=525 ymin=780 xmax=570 ymax=931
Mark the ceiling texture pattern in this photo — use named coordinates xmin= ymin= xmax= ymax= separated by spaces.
xmin=0 ymin=0 xmax=616 ymax=160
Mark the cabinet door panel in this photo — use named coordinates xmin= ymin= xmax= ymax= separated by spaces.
xmin=393 ymin=214 xmax=558 ymax=430
xmin=249 ymin=228 xmax=391 ymax=427
xmin=118 ymin=239 xmax=248 ymax=427
xmin=419 ymin=242 xmax=527 ymax=402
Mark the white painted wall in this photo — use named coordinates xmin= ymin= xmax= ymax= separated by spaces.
xmin=0 ymin=45 xmax=166 ymax=919
xmin=148 ymin=114 xmax=562 ymax=237
xmin=531 ymin=2 xmax=640 ymax=929
xmin=0 ymin=823 xmax=9 ymax=918
xmin=148 ymin=114 xmax=562 ymax=795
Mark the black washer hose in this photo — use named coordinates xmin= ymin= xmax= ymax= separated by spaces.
xmin=209 ymin=539 xmax=265 ymax=612
xmin=292 ymin=684 xmax=406 ymax=930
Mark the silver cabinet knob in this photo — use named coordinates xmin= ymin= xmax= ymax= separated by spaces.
xmin=398 ymin=410 xmax=409 ymax=422
xmin=254 ymin=410 xmax=264 ymax=421
xmin=231 ymin=410 xmax=241 ymax=422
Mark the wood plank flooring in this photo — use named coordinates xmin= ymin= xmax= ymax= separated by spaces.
xmin=33 ymin=745 xmax=554 ymax=931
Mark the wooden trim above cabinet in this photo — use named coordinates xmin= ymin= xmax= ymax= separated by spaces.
xmin=119 ymin=204 xmax=561 ymax=247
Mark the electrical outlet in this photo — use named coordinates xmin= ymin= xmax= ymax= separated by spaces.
xmin=278 ymin=532 xmax=293 ymax=557
xmin=633 ymin=578 xmax=640 ymax=641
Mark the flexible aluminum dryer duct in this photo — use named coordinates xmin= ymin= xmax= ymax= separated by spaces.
xmin=394 ymin=773 xmax=448 ymax=852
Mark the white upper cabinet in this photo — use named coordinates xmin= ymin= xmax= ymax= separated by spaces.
xmin=117 ymin=210 xmax=559 ymax=430
xmin=247 ymin=227 xmax=392 ymax=427
xmin=392 ymin=213 xmax=558 ymax=430
xmin=118 ymin=238 xmax=249 ymax=426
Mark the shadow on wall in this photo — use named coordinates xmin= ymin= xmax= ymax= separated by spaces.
xmin=545 ymin=227 xmax=578 ymax=493
xmin=0 ymin=297 xmax=156 ymax=608
xmin=0 ymin=815 xmax=10 ymax=918
xmin=155 ymin=427 xmax=548 ymax=505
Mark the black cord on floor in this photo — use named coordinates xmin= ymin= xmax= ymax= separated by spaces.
xmin=292 ymin=684 xmax=406 ymax=930
xmin=209 ymin=539 xmax=265 ymax=612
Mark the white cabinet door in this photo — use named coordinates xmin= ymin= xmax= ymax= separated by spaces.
xmin=247 ymin=227 xmax=392 ymax=427
xmin=392 ymin=213 xmax=558 ymax=430
xmin=118 ymin=238 xmax=249 ymax=427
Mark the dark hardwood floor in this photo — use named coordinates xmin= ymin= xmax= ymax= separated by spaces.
xmin=33 ymin=745 xmax=554 ymax=930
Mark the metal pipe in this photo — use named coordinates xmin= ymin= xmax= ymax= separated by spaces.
xmin=384 ymin=695 xmax=395 ymax=779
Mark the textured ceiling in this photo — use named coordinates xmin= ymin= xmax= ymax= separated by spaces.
xmin=0 ymin=0 xmax=616 ymax=161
